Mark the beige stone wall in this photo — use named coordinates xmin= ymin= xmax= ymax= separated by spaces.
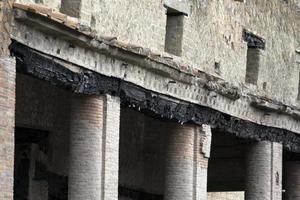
xmin=17 ymin=0 xmax=300 ymax=105
xmin=183 ymin=0 xmax=300 ymax=105
xmin=89 ymin=0 xmax=166 ymax=52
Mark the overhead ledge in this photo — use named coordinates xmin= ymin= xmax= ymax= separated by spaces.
xmin=164 ymin=0 xmax=190 ymax=16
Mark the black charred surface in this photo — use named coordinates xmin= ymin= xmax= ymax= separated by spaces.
xmin=10 ymin=41 xmax=300 ymax=152
xmin=243 ymin=29 xmax=266 ymax=49
xmin=119 ymin=186 xmax=163 ymax=200
xmin=47 ymin=172 xmax=68 ymax=200
xmin=15 ymin=127 xmax=49 ymax=144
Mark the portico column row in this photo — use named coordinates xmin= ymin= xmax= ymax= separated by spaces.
xmin=164 ymin=123 xmax=212 ymax=200
xmin=246 ymin=141 xmax=283 ymax=200
xmin=68 ymin=94 xmax=120 ymax=200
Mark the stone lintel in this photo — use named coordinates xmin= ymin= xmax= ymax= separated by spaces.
xmin=164 ymin=0 xmax=190 ymax=16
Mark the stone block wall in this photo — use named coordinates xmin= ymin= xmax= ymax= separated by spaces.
xmin=15 ymin=0 xmax=300 ymax=104
xmin=89 ymin=0 xmax=166 ymax=52
xmin=182 ymin=0 xmax=300 ymax=104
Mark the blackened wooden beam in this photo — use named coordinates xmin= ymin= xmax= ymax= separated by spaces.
xmin=10 ymin=41 xmax=300 ymax=153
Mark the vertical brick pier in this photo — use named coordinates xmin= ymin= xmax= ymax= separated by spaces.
xmin=0 ymin=57 xmax=16 ymax=200
xmin=245 ymin=141 xmax=282 ymax=200
xmin=164 ymin=123 xmax=211 ymax=200
xmin=68 ymin=94 xmax=120 ymax=200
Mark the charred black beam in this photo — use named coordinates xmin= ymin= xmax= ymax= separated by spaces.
xmin=243 ymin=29 xmax=266 ymax=49
xmin=119 ymin=186 xmax=163 ymax=200
xmin=9 ymin=41 xmax=300 ymax=153
xmin=15 ymin=127 xmax=49 ymax=144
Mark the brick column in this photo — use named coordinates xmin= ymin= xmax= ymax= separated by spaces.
xmin=68 ymin=94 xmax=120 ymax=200
xmin=245 ymin=141 xmax=282 ymax=200
xmin=164 ymin=123 xmax=211 ymax=200
xmin=285 ymin=161 xmax=300 ymax=200
xmin=0 ymin=57 xmax=16 ymax=200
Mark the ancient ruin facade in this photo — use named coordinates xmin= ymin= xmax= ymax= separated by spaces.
xmin=0 ymin=0 xmax=300 ymax=199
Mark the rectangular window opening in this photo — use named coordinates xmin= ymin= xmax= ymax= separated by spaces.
xmin=245 ymin=47 xmax=260 ymax=85
xmin=243 ymin=30 xmax=265 ymax=85
xmin=164 ymin=9 xmax=184 ymax=56
xmin=297 ymin=71 xmax=300 ymax=100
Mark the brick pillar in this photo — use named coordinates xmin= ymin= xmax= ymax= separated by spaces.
xmin=0 ymin=57 xmax=16 ymax=200
xmin=285 ymin=161 xmax=300 ymax=200
xmin=164 ymin=123 xmax=211 ymax=200
xmin=68 ymin=94 xmax=120 ymax=200
xmin=245 ymin=141 xmax=282 ymax=200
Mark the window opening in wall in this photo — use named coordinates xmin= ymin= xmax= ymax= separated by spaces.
xmin=164 ymin=8 xmax=185 ymax=56
xmin=245 ymin=47 xmax=260 ymax=85
xmin=243 ymin=30 xmax=266 ymax=85
xmin=297 ymin=71 xmax=300 ymax=100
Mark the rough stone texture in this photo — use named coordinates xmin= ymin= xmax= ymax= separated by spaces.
xmin=11 ymin=21 xmax=300 ymax=138
xmin=245 ymin=141 xmax=282 ymax=200
xmin=89 ymin=0 xmax=166 ymax=52
xmin=182 ymin=1 xmax=300 ymax=106
xmin=0 ymin=57 xmax=16 ymax=200
xmin=0 ymin=0 xmax=13 ymax=56
xmin=284 ymin=161 xmax=300 ymax=200
xmin=68 ymin=94 xmax=120 ymax=200
xmin=164 ymin=124 xmax=210 ymax=200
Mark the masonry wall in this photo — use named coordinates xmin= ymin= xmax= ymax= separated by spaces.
xmin=89 ymin=0 xmax=166 ymax=52
xmin=15 ymin=0 xmax=300 ymax=105
xmin=183 ymin=0 xmax=300 ymax=106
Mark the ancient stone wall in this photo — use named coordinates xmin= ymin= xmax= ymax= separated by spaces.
xmin=183 ymin=0 xmax=300 ymax=105
xmin=13 ymin=0 xmax=300 ymax=105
